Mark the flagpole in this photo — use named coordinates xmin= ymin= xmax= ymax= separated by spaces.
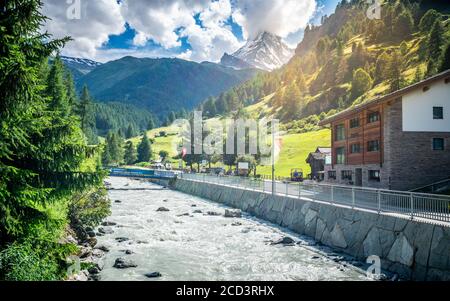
xmin=272 ymin=121 xmax=275 ymax=195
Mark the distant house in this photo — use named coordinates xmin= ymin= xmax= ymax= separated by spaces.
xmin=306 ymin=147 xmax=331 ymax=181
xmin=319 ymin=70 xmax=450 ymax=191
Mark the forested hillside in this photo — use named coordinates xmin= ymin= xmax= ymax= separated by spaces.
xmin=198 ymin=0 xmax=450 ymax=134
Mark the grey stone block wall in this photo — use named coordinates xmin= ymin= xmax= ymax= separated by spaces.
xmin=173 ymin=179 xmax=450 ymax=281
xmin=385 ymin=99 xmax=450 ymax=191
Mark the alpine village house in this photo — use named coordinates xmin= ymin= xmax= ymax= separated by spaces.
xmin=318 ymin=69 xmax=450 ymax=192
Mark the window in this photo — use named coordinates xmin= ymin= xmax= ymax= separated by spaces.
xmin=350 ymin=143 xmax=361 ymax=154
xmin=433 ymin=107 xmax=444 ymax=120
xmin=433 ymin=138 xmax=445 ymax=151
xmin=369 ymin=170 xmax=381 ymax=182
xmin=368 ymin=112 xmax=380 ymax=123
xmin=328 ymin=171 xmax=337 ymax=180
xmin=335 ymin=124 xmax=346 ymax=141
xmin=342 ymin=170 xmax=353 ymax=181
xmin=350 ymin=118 xmax=360 ymax=129
xmin=336 ymin=147 xmax=346 ymax=164
xmin=367 ymin=140 xmax=380 ymax=152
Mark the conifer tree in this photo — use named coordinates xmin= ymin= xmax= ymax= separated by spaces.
xmin=137 ymin=134 xmax=152 ymax=163
xmin=46 ymin=55 xmax=69 ymax=116
xmin=438 ymin=42 xmax=450 ymax=73
xmin=126 ymin=124 xmax=135 ymax=139
xmin=426 ymin=20 xmax=444 ymax=75
xmin=124 ymin=141 xmax=137 ymax=165
xmin=147 ymin=118 xmax=155 ymax=131
xmin=78 ymin=85 xmax=98 ymax=145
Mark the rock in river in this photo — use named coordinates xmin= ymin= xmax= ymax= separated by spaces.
xmin=115 ymin=237 xmax=129 ymax=243
xmin=113 ymin=258 xmax=138 ymax=269
xmin=270 ymin=237 xmax=296 ymax=246
xmin=156 ymin=207 xmax=170 ymax=212
xmin=98 ymin=227 xmax=114 ymax=235
xmin=145 ymin=272 xmax=162 ymax=279
xmin=102 ymin=221 xmax=117 ymax=226
xmin=224 ymin=209 xmax=242 ymax=218
xmin=206 ymin=211 xmax=221 ymax=216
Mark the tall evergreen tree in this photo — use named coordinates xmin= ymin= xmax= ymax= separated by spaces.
xmin=124 ymin=141 xmax=137 ymax=165
xmin=147 ymin=118 xmax=155 ymax=131
xmin=426 ymin=20 xmax=444 ymax=75
xmin=137 ymin=134 xmax=152 ymax=163
xmin=65 ymin=71 xmax=78 ymax=109
xmin=104 ymin=131 xmax=123 ymax=165
xmin=438 ymin=42 xmax=450 ymax=73
xmin=388 ymin=51 xmax=404 ymax=92
xmin=46 ymin=55 xmax=69 ymax=116
xmin=125 ymin=124 xmax=135 ymax=139
xmin=78 ymin=85 xmax=98 ymax=145
xmin=351 ymin=68 xmax=373 ymax=100
xmin=419 ymin=9 xmax=441 ymax=32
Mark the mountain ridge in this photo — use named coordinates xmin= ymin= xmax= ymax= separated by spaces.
xmin=75 ymin=56 xmax=260 ymax=118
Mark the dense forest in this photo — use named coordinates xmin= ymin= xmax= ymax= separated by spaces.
xmin=0 ymin=1 xmax=110 ymax=280
xmin=197 ymin=0 xmax=450 ymax=134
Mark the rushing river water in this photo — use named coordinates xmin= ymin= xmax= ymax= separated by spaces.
xmin=97 ymin=177 xmax=370 ymax=281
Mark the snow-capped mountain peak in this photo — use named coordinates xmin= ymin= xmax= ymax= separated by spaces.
xmin=221 ymin=32 xmax=294 ymax=71
xmin=60 ymin=56 xmax=102 ymax=75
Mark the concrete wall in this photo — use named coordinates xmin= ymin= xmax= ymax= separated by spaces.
xmin=173 ymin=179 xmax=450 ymax=281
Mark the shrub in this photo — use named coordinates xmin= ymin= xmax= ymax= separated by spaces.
xmin=0 ymin=240 xmax=77 ymax=281
xmin=69 ymin=187 xmax=111 ymax=229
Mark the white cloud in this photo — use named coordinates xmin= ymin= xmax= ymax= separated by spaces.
xmin=42 ymin=0 xmax=318 ymax=62
xmin=232 ymin=0 xmax=317 ymax=40
xmin=42 ymin=0 xmax=126 ymax=59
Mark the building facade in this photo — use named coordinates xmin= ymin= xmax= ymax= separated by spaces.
xmin=319 ymin=70 xmax=450 ymax=191
xmin=306 ymin=147 xmax=331 ymax=180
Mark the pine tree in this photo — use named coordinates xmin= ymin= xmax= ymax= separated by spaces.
xmin=296 ymin=69 xmax=308 ymax=95
xmin=426 ymin=20 xmax=444 ymax=75
xmin=124 ymin=141 xmax=137 ymax=165
xmin=419 ymin=9 xmax=441 ymax=32
xmin=147 ymin=118 xmax=155 ymax=130
xmin=46 ymin=55 xmax=69 ymax=116
xmin=282 ymin=82 xmax=302 ymax=120
xmin=65 ymin=71 xmax=78 ymax=110
xmin=215 ymin=93 xmax=228 ymax=114
xmin=104 ymin=131 xmax=123 ymax=165
xmin=78 ymin=85 xmax=98 ymax=145
xmin=125 ymin=124 xmax=135 ymax=139
xmin=413 ymin=66 xmax=424 ymax=83
xmin=438 ymin=42 xmax=450 ymax=73
xmin=388 ymin=51 xmax=404 ymax=92
xmin=351 ymin=68 xmax=373 ymax=100
xmin=394 ymin=11 xmax=414 ymax=39
xmin=137 ymin=134 xmax=152 ymax=163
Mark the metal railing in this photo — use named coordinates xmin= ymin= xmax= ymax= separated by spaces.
xmin=180 ymin=173 xmax=450 ymax=224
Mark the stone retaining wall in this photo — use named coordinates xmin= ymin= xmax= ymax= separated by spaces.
xmin=173 ymin=179 xmax=450 ymax=281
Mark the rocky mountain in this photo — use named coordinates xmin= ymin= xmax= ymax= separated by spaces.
xmin=221 ymin=32 xmax=294 ymax=71
xmin=76 ymin=56 xmax=259 ymax=118
xmin=60 ymin=56 xmax=102 ymax=81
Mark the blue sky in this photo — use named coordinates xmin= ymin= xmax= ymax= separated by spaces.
xmin=43 ymin=0 xmax=342 ymax=63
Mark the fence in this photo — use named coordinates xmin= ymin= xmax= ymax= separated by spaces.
xmin=180 ymin=173 xmax=450 ymax=224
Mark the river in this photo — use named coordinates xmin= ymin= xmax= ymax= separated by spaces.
xmin=97 ymin=177 xmax=370 ymax=281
